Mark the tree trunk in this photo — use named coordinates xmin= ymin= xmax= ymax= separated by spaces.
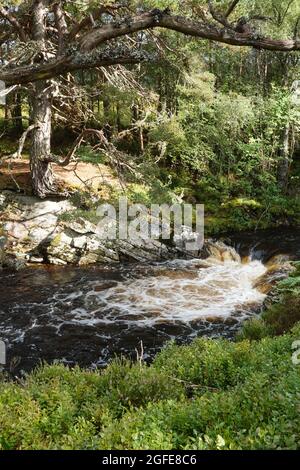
xmin=278 ymin=124 xmax=291 ymax=192
xmin=12 ymin=90 xmax=23 ymax=134
xmin=30 ymin=80 xmax=55 ymax=198
xmin=29 ymin=0 xmax=56 ymax=198
xmin=103 ymin=95 xmax=111 ymax=139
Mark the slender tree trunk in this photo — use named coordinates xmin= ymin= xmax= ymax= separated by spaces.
xmin=29 ymin=0 xmax=56 ymax=198
xmin=30 ymin=80 xmax=55 ymax=197
xmin=278 ymin=124 xmax=290 ymax=192
xmin=12 ymin=90 xmax=23 ymax=134
xmin=116 ymin=102 xmax=121 ymax=133
xmin=103 ymin=95 xmax=111 ymax=139
xmin=4 ymin=95 xmax=11 ymax=128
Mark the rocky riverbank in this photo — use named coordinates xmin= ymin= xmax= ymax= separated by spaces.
xmin=0 ymin=191 xmax=297 ymax=294
xmin=0 ymin=191 xmax=212 ymax=269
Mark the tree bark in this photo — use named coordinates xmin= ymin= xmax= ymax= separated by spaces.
xmin=278 ymin=124 xmax=291 ymax=192
xmin=28 ymin=0 xmax=56 ymax=198
xmin=103 ymin=95 xmax=112 ymax=139
xmin=30 ymin=80 xmax=55 ymax=198
xmin=12 ymin=90 xmax=23 ymax=134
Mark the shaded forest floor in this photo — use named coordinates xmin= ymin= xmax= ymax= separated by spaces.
xmin=0 ymin=158 xmax=122 ymax=195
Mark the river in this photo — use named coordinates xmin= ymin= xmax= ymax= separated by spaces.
xmin=0 ymin=227 xmax=299 ymax=374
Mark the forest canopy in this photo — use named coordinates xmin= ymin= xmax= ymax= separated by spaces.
xmin=0 ymin=0 xmax=299 ymax=210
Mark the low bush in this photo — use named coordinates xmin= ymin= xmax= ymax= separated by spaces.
xmin=1 ymin=324 xmax=300 ymax=449
xmin=239 ymin=267 xmax=300 ymax=341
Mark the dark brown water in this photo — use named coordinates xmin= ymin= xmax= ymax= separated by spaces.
xmin=225 ymin=227 xmax=300 ymax=263
xmin=0 ymin=227 xmax=299 ymax=375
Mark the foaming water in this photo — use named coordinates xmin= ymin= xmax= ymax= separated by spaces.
xmin=0 ymin=251 xmax=269 ymax=373
xmin=84 ymin=259 xmax=267 ymax=325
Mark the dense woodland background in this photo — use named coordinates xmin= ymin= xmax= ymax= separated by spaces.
xmin=0 ymin=0 xmax=300 ymax=233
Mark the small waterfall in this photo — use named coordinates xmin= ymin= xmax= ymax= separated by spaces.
xmin=84 ymin=244 xmax=267 ymax=324
xmin=203 ymin=240 xmax=242 ymax=263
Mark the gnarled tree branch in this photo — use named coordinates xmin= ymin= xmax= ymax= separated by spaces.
xmin=79 ymin=11 xmax=300 ymax=52
xmin=68 ymin=3 xmax=124 ymax=41
xmin=1 ymin=9 xmax=300 ymax=86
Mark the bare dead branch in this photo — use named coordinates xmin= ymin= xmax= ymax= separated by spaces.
xmin=0 ymin=125 xmax=37 ymax=163
xmin=208 ymin=0 xmax=233 ymax=29
xmin=48 ymin=128 xmax=139 ymax=190
xmin=0 ymin=6 xmax=27 ymax=42
xmin=225 ymin=0 xmax=240 ymax=18
xmin=135 ymin=341 xmax=144 ymax=367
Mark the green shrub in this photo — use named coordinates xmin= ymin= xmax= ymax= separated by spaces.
xmin=238 ymin=296 xmax=300 ymax=340
xmin=239 ymin=267 xmax=300 ymax=341
xmin=262 ymin=295 xmax=300 ymax=336
xmin=1 ymin=325 xmax=300 ymax=449
xmin=153 ymin=338 xmax=254 ymax=389
xmin=237 ymin=318 xmax=272 ymax=341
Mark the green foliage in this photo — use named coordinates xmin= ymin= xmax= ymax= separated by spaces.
xmin=151 ymin=78 xmax=296 ymax=196
xmin=134 ymin=35 xmax=300 ymax=235
xmin=1 ymin=325 xmax=300 ymax=450
xmin=237 ymin=318 xmax=273 ymax=341
xmin=262 ymin=296 xmax=300 ymax=335
xmin=239 ymin=267 xmax=300 ymax=341
xmin=142 ymin=67 xmax=300 ymax=237
xmin=76 ymin=145 xmax=105 ymax=165
xmin=277 ymin=265 xmax=300 ymax=295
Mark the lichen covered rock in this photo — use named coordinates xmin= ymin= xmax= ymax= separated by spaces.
xmin=0 ymin=191 xmax=207 ymax=268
